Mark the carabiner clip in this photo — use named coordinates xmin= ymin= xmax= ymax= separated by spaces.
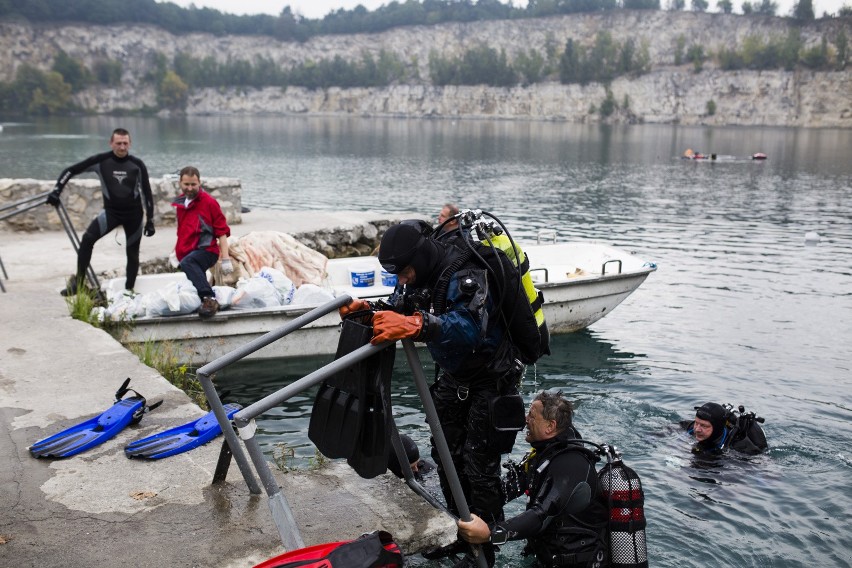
xmin=457 ymin=386 xmax=469 ymax=401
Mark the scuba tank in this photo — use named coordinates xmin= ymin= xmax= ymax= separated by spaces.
xmin=597 ymin=445 xmax=648 ymax=568
xmin=478 ymin=228 xmax=546 ymax=329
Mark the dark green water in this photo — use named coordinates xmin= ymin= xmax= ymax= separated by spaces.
xmin=2 ymin=116 xmax=851 ymax=566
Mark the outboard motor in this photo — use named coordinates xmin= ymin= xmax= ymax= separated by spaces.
xmin=598 ymin=445 xmax=649 ymax=568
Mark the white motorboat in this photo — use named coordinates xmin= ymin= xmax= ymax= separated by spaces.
xmin=105 ymin=241 xmax=656 ymax=365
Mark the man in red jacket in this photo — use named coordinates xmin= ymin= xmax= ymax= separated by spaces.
xmin=171 ymin=166 xmax=232 ymax=318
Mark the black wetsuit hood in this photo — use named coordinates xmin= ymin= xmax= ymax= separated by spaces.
xmin=379 ymin=222 xmax=444 ymax=286
xmin=694 ymin=402 xmax=728 ymax=450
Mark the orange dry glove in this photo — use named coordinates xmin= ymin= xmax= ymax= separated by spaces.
xmin=339 ymin=298 xmax=372 ymax=319
xmin=370 ymin=311 xmax=423 ymax=344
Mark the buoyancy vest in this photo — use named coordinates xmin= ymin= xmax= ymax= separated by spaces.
xmin=410 ymin=218 xmax=549 ymax=365
xmin=520 ymin=436 xmax=649 ymax=568
xmin=523 ymin=438 xmax=610 ymax=567
xmin=481 ymin=233 xmax=544 ymax=326
xmin=724 ymin=408 xmax=768 ymax=455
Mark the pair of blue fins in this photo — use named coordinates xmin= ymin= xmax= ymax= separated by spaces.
xmin=29 ymin=378 xmax=241 ymax=460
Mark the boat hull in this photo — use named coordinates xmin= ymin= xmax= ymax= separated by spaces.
xmin=111 ymin=242 xmax=656 ymax=365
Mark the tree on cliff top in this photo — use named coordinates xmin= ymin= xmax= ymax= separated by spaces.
xmin=1 ymin=0 xmax=834 ymax=45
xmin=793 ymin=0 xmax=815 ymax=20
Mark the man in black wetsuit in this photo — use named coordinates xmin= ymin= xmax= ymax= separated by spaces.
xmin=457 ymin=390 xmax=609 ymax=567
xmin=342 ymin=221 xmax=544 ymax=567
xmin=46 ymin=127 xmax=155 ymax=295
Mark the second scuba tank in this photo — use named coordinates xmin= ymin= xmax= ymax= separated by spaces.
xmin=598 ymin=447 xmax=648 ymax=568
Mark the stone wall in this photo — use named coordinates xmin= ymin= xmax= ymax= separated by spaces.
xmin=0 ymin=178 xmax=405 ymax=261
xmin=293 ymin=219 xmax=386 ymax=259
xmin=0 ymin=177 xmax=242 ymax=232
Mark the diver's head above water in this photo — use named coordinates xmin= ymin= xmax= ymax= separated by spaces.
xmin=692 ymin=402 xmax=728 ymax=448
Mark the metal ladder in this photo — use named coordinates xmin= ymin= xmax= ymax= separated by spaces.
xmin=197 ymin=295 xmax=489 ymax=567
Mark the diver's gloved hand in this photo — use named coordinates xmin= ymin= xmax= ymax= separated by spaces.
xmin=502 ymin=459 xmax=527 ymax=501
xmin=370 ymin=310 xmax=423 ymax=344
xmin=143 ymin=220 xmax=155 ymax=237
xmin=46 ymin=187 xmax=62 ymax=206
xmin=339 ymin=298 xmax=372 ymax=319
xmin=220 ymin=258 xmax=234 ymax=274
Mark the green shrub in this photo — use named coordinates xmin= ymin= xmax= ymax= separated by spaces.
xmin=157 ymin=70 xmax=188 ymax=109
xmin=65 ymin=283 xmax=103 ymax=327
xmin=128 ymin=339 xmax=203 ymax=406
xmin=599 ymin=89 xmax=617 ymax=117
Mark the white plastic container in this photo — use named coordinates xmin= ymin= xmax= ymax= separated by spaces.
xmin=350 ymin=263 xmax=376 ymax=287
xmin=381 ymin=270 xmax=397 ymax=287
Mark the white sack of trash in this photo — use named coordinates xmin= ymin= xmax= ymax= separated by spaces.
xmin=145 ymin=281 xmax=203 ymax=317
xmin=97 ymin=266 xmax=336 ymax=321
xmin=230 ymin=266 xmax=334 ymax=309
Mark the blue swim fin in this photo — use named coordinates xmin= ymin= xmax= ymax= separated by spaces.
xmin=124 ymin=403 xmax=242 ymax=459
xmin=30 ymin=378 xmax=161 ymax=459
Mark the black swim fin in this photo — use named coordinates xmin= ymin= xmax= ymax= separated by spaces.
xmin=308 ymin=317 xmax=395 ymax=478
xmin=30 ymin=378 xmax=161 ymax=459
xmin=346 ymin=339 xmax=395 ymax=479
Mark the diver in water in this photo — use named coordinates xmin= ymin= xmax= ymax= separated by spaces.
xmin=387 ymin=433 xmax=435 ymax=481
xmin=682 ymin=402 xmax=768 ymax=455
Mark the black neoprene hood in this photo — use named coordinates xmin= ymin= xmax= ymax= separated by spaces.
xmin=695 ymin=402 xmax=727 ymax=440
xmin=378 ymin=223 xmax=424 ymax=274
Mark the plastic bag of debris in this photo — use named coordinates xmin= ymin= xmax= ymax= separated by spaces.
xmin=231 ymin=277 xmax=282 ymax=309
xmin=146 ymin=281 xmax=202 ymax=316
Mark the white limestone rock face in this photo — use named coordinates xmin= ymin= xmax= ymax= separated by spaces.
xmin=0 ymin=14 xmax=849 ymax=126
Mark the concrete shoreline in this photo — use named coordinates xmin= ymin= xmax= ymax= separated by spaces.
xmin=0 ymin=208 xmax=454 ymax=567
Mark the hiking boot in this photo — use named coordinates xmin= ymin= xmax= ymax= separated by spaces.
xmin=198 ymin=296 xmax=219 ymax=319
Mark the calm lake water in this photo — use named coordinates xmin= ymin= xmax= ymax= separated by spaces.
xmin=2 ymin=116 xmax=851 ymax=566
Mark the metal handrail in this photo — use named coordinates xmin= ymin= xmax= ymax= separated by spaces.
xmin=196 ymin=294 xmax=354 ymax=502
xmin=536 ymin=228 xmax=557 ymax=244
xmin=53 ymin=200 xmax=101 ymax=292
xmin=0 ymin=192 xmax=100 ymax=292
xmin=198 ymin=297 xmax=487 ymax=566
xmin=0 ymin=191 xmax=50 ymax=218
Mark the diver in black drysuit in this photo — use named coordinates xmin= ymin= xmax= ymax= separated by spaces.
xmin=47 ymin=133 xmax=154 ymax=292
xmin=374 ymin=222 xmax=543 ymax=567
xmin=458 ymin=391 xmax=609 ymax=568
xmin=501 ymin=432 xmax=609 ymax=567
xmin=682 ymin=402 xmax=768 ymax=455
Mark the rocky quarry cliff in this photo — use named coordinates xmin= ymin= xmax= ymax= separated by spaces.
xmin=1 ymin=12 xmax=850 ymax=127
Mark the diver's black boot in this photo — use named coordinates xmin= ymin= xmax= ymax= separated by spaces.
xmin=422 ymin=539 xmax=469 ymax=560
xmin=451 ymin=555 xmax=477 ymax=568
xmin=60 ymin=276 xmax=83 ymax=297
xmin=451 ymin=544 xmax=496 ymax=568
